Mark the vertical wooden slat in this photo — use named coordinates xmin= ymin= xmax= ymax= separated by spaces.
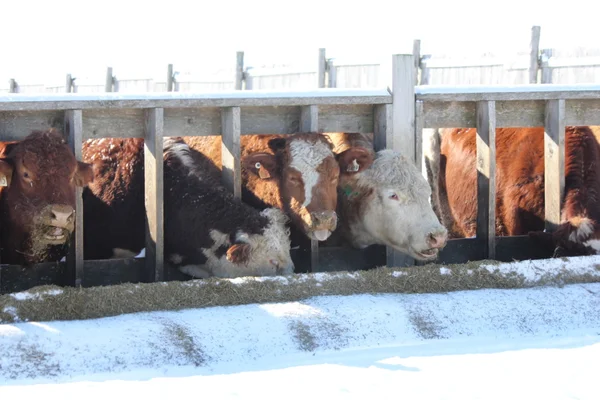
xmin=327 ymin=59 xmax=337 ymax=88
xmin=221 ymin=107 xmax=242 ymax=198
xmin=373 ymin=104 xmax=392 ymax=152
xmin=105 ymin=67 xmax=113 ymax=92
xmin=65 ymin=74 xmax=73 ymax=93
xmin=167 ymin=64 xmax=174 ymax=92
xmin=540 ymin=49 xmax=553 ymax=84
xmin=544 ymin=99 xmax=566 ymax=232
xmin=529 ymin=26 xmax=541 ymax=84
xmin=419 ymin=55 xmax=431 ymax=85
xmin=65 ymin=109 xmax=84 ymax=287
xmin=318 ymin=48 xmax=326 ymax=88
xmin=300 ymin=105 xmax=320 ymax=271
xmin=415 ymin=100 xmax=424 ymax=174
xmin=144 ymin=108 xmax=164 ymax=282
xmin=235 ymin=52 xmax=244 ymax=90
xmin=412 ymin=39 xmax=421 ymax=86
xmin=476 ymin=100 xmax=497 ymax=260
xmin=390 ymin=54 xmax=417 ymax=268
xmin=9 ymin=79 xmax=17 ymax=93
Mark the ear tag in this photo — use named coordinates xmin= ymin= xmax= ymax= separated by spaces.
xmin=0 ymin=176 xmax=7 ymax=187
xmin=255 ymin=162 xmax=271 ymax=179
xmin=347 ymin=159 xmax=360 ymax=172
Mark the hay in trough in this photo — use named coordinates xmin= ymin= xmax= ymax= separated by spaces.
xmin=2 ymin=255 xmax=600 ymax=324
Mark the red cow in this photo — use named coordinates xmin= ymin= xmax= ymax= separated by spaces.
xmin=430 ymin=126 xmax=600 ymax=257
xmin=0 ymin=129 xmax=94 ymax=265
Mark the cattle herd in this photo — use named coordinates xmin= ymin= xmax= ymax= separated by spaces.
xmin=0 ymin=124 xmax=599 ymax=281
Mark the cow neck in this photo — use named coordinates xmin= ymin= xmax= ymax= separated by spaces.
xmin=341 ymin=184 xmax=359 ymax=200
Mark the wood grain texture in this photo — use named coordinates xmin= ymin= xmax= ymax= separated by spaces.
xmin=544 ymin=99 xmax=566 ymax=231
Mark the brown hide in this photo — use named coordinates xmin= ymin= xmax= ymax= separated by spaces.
xmin=183 ymin=133 xmax=373 ymax=243
xmin=0 ymin=129 xmax=94 ymax=265
xmin=438 ymin=126 xmax=600 ymax=256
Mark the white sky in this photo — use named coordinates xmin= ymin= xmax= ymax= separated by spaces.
xmin=0 ymin=0 xmax=597 ymax=85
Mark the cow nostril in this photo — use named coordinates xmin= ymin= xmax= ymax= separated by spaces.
xmin=270 ymin=259 xmax=280 ymax=268
xmin=50 ymin=212 xmax=57 ymax=221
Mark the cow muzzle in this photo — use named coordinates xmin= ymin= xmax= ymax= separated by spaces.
xmin=309 ymin=211 xmax=338 ymax=241
xmin=41 ymin=204 xmax=75 ymax=243
xmin=414 ymin=229 xmax=448 ymax=260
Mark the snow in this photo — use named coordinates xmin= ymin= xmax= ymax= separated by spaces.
xmin=1 ymin=279 xmax=600 ymax=398
xmin=415 ymin=82 xmax=600 ymax=95
xmin=9 ymin=289 xmax=63 ymax=301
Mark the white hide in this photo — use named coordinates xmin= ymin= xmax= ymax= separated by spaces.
xmin=288 ymin=139 xmax=332 ymax=207
xmin=345 ymin=149 xmax=447 ymax=261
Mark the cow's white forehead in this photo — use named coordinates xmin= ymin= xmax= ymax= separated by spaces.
xmin=288 ymin=139 xmax=333 ymax=207
xmin=358 ymin=149 xmax=430 ymax=195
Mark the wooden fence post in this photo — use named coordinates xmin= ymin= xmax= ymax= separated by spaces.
xmin=529 ymin=25 xmax=541 ymax=84
xmin=544 ymin=99 xmax=566 ymax=232
xmin=221 ymin=107 xmax=242 ymax=198
xmin=540 ymin=49 xmax=553 ymax=84
xmin=65 ymin=74 xmax=74 ymax=93
xmin=413 ymin=40 xmax=421 ymax=86
xmin=235 ymin=52 xmax=244 ymax=90
xmin=9 ymin=79 xmax=18 ymax=93
xmin=476 ymin=101 xmax=497 ymax=260
xmin=390 ymin=54 xmax=416 ymax=267
xmin=419 ymin=55 xmax=431 ymax=85
xmin=318 ymin=48 xmax=326 ymax=88
xmin=144 ymin=108 xmax=165 ymax=282
xmin=167 ymin=64 xmax=174 ymax=92
xmin=327 ymin=59 xmax=337 ymax=88
xmin=105 ymin=67 xmax=114 ymax=92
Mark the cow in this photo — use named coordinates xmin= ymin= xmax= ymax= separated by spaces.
xmin=320 ymin=132 xmax=449 ymax=262
xmin=0 ymin=129 xmax=94 ymax=265
xmin=428 ymin=126 xmax=600 ymax=257
xmin=183 ymin=133 xmax=373 ymax=245
xmin=81 ymin=137 xmax=295 ymax=278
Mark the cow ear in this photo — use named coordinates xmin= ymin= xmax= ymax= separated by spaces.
xmin=74 ymin=161 xmax=95 ymax=186
xmin=226 ymin=243 xmax=251 ymax=265
xmin=267 ymin=138 xmax=287 ymax=153
xmin=0 ymin=159 xmax=13 ymax=188
xmin=242 ymin=153 xmax=279 ymax=180
xmin=337 ymin=147 xmax=374 ymax=174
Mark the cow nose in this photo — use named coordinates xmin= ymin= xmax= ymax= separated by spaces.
xmin=311 ymin=211 xmax=338 ymax=230
xmin=427 ymin=229 xmax=448 ymax=249
xmin=49 ymin=204 xmax=74 ymax=229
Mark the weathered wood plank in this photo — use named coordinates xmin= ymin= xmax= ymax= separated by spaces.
xmin=164 ymin=108 xmax=222 ymax=136
xmin=65 ymin=110 xmax=85 ymax=287
xmin=327 ymin=59 xmax=337 ymax=88
xmin=221 ymin=107 xmax=242 ymax=198
xmin=0 ymin=89 xmax=392 ymax=111
xmin=235 ymin=52 xmax=244 ymax=90
xmin=423 ymin=99 xmax=600 ymax=129
xmin=144 ymin=108 xmax=165 ymax=282
xmin=66 ymin=74 xmax=74 ymax=93
xmin=318 ymin=48 xmax=326 ymax=88
xmin=9 ymin=79 xmax=18 ymax=93
xmin=529 ymin=26 xmax=541 ymax=84
xmin=416 ymin=84 xmax=600 ymax=102
xmin=241 ymin=106 xmax=300 ymax=134
xmin=544 ymin=99 xmax=566 ymax=232
xmin=167 ymin=64 xmax=174 ymax=92
xmin=476 ymin=101 xmax=497 ymax=260
xmin=83 ymin=108 xmax=145 ymax=139
xmin=415 ymin=100 xmax=424 ymax=174
xmin=0 ymin=110 xmax=65 ymax=140
xmin=390 ymin=54 xmax=416 ymax=268
xmin=413 ymin=40 xmax=421 ymax=86
xmin=317 ymin=104 xmax=374 ymax=134
xmin=540 ymin=49 xmax=553 ymax=84
xmin=373 ymin=104 xmax=392 ymax=152
xmin=105 ymin=67 xmax=114 ymax=92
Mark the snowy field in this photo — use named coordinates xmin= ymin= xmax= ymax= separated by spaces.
xmin=1 ymin=274 xmax=599 ymax=399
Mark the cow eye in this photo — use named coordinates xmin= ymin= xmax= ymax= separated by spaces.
xmin=389 ymin=193 xmax=399 ymax=200
xmin=23 ymin=172 xmax=29 ymax=179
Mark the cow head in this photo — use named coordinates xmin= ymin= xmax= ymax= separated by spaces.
xmin=338 ymin=149 xmax=448 ymax=261
xmin=0 ymin=129 xmax=94 ymax=263
xmin=241 ymin=133 xmax=372 ymax=242
xmin=181 ymin=208 xmax=295 ymax=278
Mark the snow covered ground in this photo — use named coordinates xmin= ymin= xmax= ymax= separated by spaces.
xmin=1 ymin=279 xmax=599 ymax=399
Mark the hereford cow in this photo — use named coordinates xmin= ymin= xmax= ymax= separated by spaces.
xmin=0 ymin=129 xmax=94 ymax=265
xmin=183 ymin=134 xmax=373 ymax=244
xmin=82 ymin=137 xmax=295 ymax=278
xmin=320 ymin=132 xmax=448 ymax=261
xmin=429 ymin=126 xmax=600 ymax=257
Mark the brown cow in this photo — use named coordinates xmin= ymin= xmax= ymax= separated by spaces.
xmin=82 ymin=137 xmax=295 ymax=278
xmin=0 ymin=129 xmax=94 ymax=265
xmin=183 ymin=133 xmax=373 ymax=244
xmin=430 ymin=126 xmax=600 ymax=257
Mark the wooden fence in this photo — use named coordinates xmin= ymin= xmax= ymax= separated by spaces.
xmin=1 ymin=54 xmax=600 ymax=294
xmin=3 ymin=26 xmax=600 ymax=95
